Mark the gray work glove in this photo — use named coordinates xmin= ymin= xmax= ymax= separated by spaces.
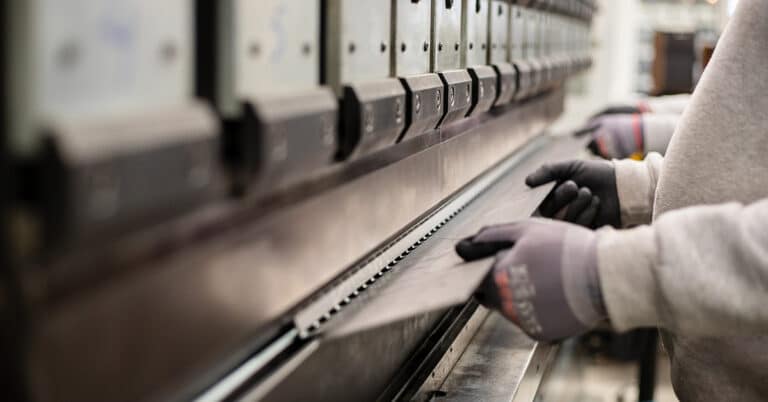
xmin=455 ymin=219 xmax=606 ymax=342
xmin=584 ymin=114 xmax=645 ymax=160
xmin=525 ymin=160 xmax=621 ymax=229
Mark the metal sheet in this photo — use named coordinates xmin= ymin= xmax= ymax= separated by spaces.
xmin=431 ymin=0 xmax=462 ymax=71
xmin=461 ymin=0 xmax=489 ymax=68
xmin=488 ymin=0 xmax=509 ymax=64
xmin=326 ymin=259 xmax=492 ymax=338
xmin=392 ymin=0 xmax=432 ymax=77
xmin=324 ymin=173 xmax=556 ymax=338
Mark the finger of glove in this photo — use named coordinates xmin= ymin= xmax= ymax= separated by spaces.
xmin=574 ymin=196 xmax=600 ymax=228
xmin=526 ymin=161 xmax=580 ymax=187
xmin=587 ymin=138 xmax=605 ymax=158
xmin=455 ymin=222 xmax=529 ymax=261
xmin=590 ymin=106 xmax=641 ymax=119
xmin=572 ymin=122 xmax=602 ymax=137
xmin=539 ymin=180 xmax=579 ymax=217
xmin=455 ymin=238 xmax=514 ymax=261
xmin=477 ymin=251 xmax=520 ymax=325
xmin=564 ymin=187 xmax=593 ymax=223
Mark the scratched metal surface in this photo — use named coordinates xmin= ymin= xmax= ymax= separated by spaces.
xmin=435 ymin=314 xmax=558 ymax=402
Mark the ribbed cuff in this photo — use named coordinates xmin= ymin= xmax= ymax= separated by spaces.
xmin=596 ymin=226 xmax=659 ymax=331
xmin=613 ymin=158 xmax=657 ymax=227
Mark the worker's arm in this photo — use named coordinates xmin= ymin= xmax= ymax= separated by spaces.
xmin=592 ymin=94 xmax=691 ymax=118
xmin=637 ymin=94 xmax=690 ymax=115
xmin=599 ymin=198 xmax=768 ymax=336
xmin=456 ymin=199 xmax=768 ymax=341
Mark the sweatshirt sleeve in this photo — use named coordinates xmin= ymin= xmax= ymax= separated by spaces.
xmin=642 ymin=114 xmax=679 ymax=155
xmin=640 ymin=94 xmax=690 ymax=115
xmin=597 ymin=198 xmax=768 ymax=336
xmin=612 ymin=153 xmax=663 ymax=227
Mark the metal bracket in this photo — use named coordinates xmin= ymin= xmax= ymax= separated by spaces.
xmin=492 ymin=63 xmax=518 ymax=107
xmin=399 ymin=74 xmax=445 ymax=142
xmin=466 ymin=66 xmax=498 ymax=117
xmin=40 ymin=102 xmax=222 ymax=248
xmin=437 ymin=69 xmax=473 ymax=127
xmin=236 ymin=88 xmax=338 ymax=193
xmin=338 ymin=79 xmax=407 ymax=160
xmin=539 ymin=58 xmax=554 ymax=90
xmin=514 ymin=61 xmax=535 ymax=101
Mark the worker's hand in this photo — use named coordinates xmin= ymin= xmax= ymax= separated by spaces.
xmin=526 ymin=160 xmax=621 ymax=228
xmin=455 ymin=219 xmax=605 ymax=342
xmin=584 ymin=114 xmax=645 ymax=160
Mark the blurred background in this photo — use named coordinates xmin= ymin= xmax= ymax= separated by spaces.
xmin=557 ymin=0 xmax=730 ymax=129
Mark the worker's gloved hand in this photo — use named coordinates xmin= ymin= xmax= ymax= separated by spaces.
xmin=585 ymin=114 xmax=644 ymax=160
xmin=526 ymin=160 xmax=620 ymax=228
xmin=455 ymin=219 xmax=606 ymax=342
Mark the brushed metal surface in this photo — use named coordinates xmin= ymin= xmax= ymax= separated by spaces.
xmin=510 ymin=5 xmax=526 ymax=62
xmin=492 ymin=62 xmax=517 ymax=106
xmin=437 ymin=69 xmax=473 ymax=127
xmin=488 ymin=0 xmax=510 ymax=64
xmin=435 ymin=314 xmax=559 ymax=402
xmin=412 ymin=307 xmax=491 ymax=400
xmin=325 ymin=0 xmax=392 ymax=94
xmin=339 ymin=79 xmax=407 ymax=160
xmin=399 ymin=74 xmax=445 ymax=141
xmin=9 ymin=0 xmax=194 ymax=155
xmin=392 ymin=0 xmax=432 ymax=77
xmin=461 ymin=0 xmax=489 ymax=68
xmin=41 ymin=102 xmax=224 ymax=250
xmin=216 ymin=0 xmax=320 ymax=116
xmin=431 ymin=0 xmax=463 ymax=72
xmin=238 ymin=89 xmax=338 ymax=194
xmin=23 ymin=91 xmax=565 ymax=402
xmin=467 ymin=65 xmax=498 ymax=116
xmin=324 ymin=258 xmax=492 ymax=338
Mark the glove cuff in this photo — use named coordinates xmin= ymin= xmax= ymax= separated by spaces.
xmin=596 ymin=225 xmax=660 ymax=332
xmin=612 ymin=154 xmax=663 ymax=227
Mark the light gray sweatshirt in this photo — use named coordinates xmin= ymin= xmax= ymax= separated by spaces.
xmin=596 ymin=1 xmax=768 ymax=400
